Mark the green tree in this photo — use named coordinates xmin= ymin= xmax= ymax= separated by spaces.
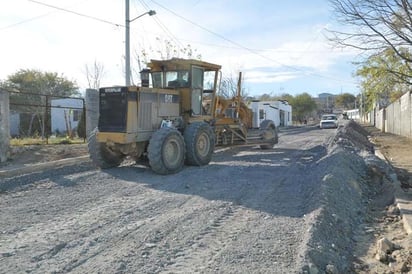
xmin=289 ymin=93 xmax=317 ymax=122
xmin=356 ymin=48 xmax=410 ymax=111
xmin=275 ymin=93 xmax=294 ymax=104
xmin=2 ymin=69 xmax=79 ymax=137
xmin=5 ymin=69 xmax=79 ymax=97
xmin=335 ymin=93 xmax=356 ymax=109
xmin=328 ymin=0 xmax=412 ymax=114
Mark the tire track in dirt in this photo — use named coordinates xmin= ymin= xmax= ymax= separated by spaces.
xmin=159 ymin=203 xmax=244 ymax=273
xmin=0 ymin=126 xmax=337 ymax=273
xmin=1 ymin=175 xmax=199 ymax=273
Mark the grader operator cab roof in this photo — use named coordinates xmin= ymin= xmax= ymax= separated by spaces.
xmin=145 ymin=58 xmax=221 ymax=96
xmin=148 ymin=58 xmax=221 ymax=72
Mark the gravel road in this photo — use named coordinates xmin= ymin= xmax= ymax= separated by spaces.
xmin=0 ymin=125 xmax=378 ymax=273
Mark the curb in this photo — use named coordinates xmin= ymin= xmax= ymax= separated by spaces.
xmin=375 ymin=149 xmax=412 ymax=235
xmin=0 ymin=155 xmax=90 ymax=179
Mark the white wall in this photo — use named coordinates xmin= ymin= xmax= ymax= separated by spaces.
xmin=10 ymin=113 xmax=20 ymax=137
xmin=51 ymin=98 xmax=83 ymax=134
xmin=250 ymin=101 xmax=292 ymax=128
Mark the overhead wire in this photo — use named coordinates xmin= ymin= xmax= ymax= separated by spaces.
xmin=148 ymin=0 xmax=356 ymax=85
xmin=148 ymin=0 xmax=303 ymax=71
xmin=0 ymin=11 xmax=54 ymax=31
xmin=27 ymin=0 xmax=124 ymax=28
xmin=4 ymin=0 xmax=356 ymax=86
xmin=129 ymin=0 xmax=185 ymax=84
xmin=1 ymin=0 xmax=96 ymax=31
xmin=138 ymin=0 xmax=185 ymax=49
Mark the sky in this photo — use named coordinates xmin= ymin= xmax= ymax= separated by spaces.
xmin=0 ymin=0 xmax=362 ymax=98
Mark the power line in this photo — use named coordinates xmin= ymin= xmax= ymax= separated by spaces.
xmin=1 ymin=1 xmax=91 ymax=31
xmin=149 ymin=0 xmax=356 ymax=85
xmin=0 ymin=11 xmax=54 ymax=31
xmin=149 ymin=0 xmax=299 ymax=69
xmin=138 ymin=0 xmax=184 ymax=49
xmin=28 ymin=0 xmax=124 ymax=28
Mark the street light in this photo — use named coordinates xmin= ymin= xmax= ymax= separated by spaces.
xmin=130 ymin=10 xmax=156 ymax=23
xmin=125 ymin=0 xmax=156 ymax=86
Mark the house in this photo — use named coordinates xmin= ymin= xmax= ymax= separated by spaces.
xmin=51 ymin=98 xmax=84 ymax=135
xmin=314 ymin=93 xmax=337 ymax=114
xmin=249 ymin=100 xmax=292 ymax=128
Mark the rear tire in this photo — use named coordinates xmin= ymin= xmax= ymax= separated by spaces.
xmin=148 ymin=128 xmax=185 ymax=175
xmin=87 ymin=128 xmax=124 ymax=168
xmin=259 ymin=120 xmax=278 ymax=149
xmin=184 ymin=122 xmax=215 ymax=166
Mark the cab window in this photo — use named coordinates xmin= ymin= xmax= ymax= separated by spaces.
xmin=191 ymin=66 xmax=204 ymax=115
xmin=166 ymin=71 xmax=189 ymax=88
xmin=152 ymin=72 xmax=163 ymax=88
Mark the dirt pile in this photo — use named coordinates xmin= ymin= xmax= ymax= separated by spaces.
xmin=301 ymin=121 xmax=395 ymax=273
xmin=331 ymin=120 xmax=374 ymax=153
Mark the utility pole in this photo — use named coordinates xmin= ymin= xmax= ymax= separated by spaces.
xmin=125 ymin=0 xmax=156 ymax=86
xmin=125 ymin=0 xmax=131 ymax=86
xmin=360 ymin=92 xmax=363 ymax=122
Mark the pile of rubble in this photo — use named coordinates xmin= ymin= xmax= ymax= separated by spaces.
xmin=301 ymin=120 xmax=397 ymax=273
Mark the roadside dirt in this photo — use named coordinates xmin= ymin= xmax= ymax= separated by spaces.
xmin=0 ymin=143 xmax=88 ymax=168
xmin=351 ymin=125 xmax=412 ymax=274
xmin=368 ymin=126 xmax=412 ymax=190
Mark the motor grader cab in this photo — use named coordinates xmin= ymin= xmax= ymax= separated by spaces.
xmin=88 ymin=58 xmax=278 ymax=175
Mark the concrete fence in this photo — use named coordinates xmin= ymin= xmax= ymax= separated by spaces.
xmin=85 ymin=89 xmax=99 ymax=138
xmin=372 ymin=91 xmax=412 ymax=138
xmin=0 ymin=88 xmax=99 ymax=163
xmin=0 ymin=89 xmax=10 ymax=162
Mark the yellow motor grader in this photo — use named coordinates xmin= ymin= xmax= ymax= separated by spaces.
xmin=88 ymin=58 xmax=278 ymax=174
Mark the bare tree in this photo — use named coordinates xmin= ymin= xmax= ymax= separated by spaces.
xmin=328 ymin=0 xmax=412 ymax=62
xmin=328 ymin=0 xmax=412 ymax=87
xmin=84 ymin=60 xmax=105 ymax=90
xmin=219 ymin=72 xmax=250 ymax=99
xmin=135 ymin=38 xmax=202 ymax=68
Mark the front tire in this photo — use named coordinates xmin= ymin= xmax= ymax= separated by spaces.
xmin=87 ymin=128 xmax=124 ymax=168
xmin=184 ymin=122 xmax=215 ymax=166
xmin=259 ymin=120 xmax=278 ymax=149
xmin=148 ymin=128 xmax=185 ymax=175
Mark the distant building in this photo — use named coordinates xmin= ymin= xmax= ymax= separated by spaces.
xmin=314 ymin=93 xmax=337 ymax=114
xmin=249 ymin=100 xmax=292 ymax=128
xmin=345 ymin=109 xmax=360 ymax=120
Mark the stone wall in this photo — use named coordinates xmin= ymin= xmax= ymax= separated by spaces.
xmin=0 ymin=89 xmax=10 ymax=162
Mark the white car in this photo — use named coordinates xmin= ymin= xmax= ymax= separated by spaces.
xmin=319 ymin=114 xmax=338 ymax=129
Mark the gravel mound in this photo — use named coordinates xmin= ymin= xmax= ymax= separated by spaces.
xmin=301 ymin=121 xmax=393 ymax=273
xmin=331 ymin=120 xmax=374 ymax=153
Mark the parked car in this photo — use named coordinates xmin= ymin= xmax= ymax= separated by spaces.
xmin=319 ymin=114 xmax=338 ymax=129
